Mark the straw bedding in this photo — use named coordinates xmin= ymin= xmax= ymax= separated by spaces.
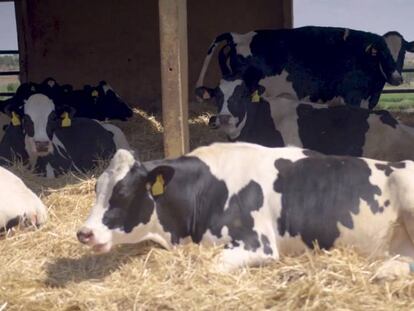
xmin=1 ymin=103 xmax=414 ymax=311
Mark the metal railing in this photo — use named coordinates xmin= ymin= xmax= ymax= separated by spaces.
xmin=0 ymin=50 xmax=19 ymax=97
xmin=382 ymin=68 xmax=414 ymax=94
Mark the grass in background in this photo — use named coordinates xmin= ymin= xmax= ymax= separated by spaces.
xmin=377 ymin=93 xmax=414 ymax=110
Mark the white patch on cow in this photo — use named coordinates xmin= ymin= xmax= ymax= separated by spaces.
xmin=45 ymin=163 xmax=55 ymax=179
xmin=96 ymin=121 xmax=130 ymax=150
xmin=384 ymin=34 xmax=403 ymax=62
xmin=231 ymin=31 xmax=256 ymax=57
xmin=360 ymin=97 xmax=370 ymax=109
xmin=81 ymin=149 xmax=136 ymax=247
xmin=343 ymin=28 xmax=350 ymax=41
xmin=267 ymin=96 xmax=303 ymax=147
xmin=24 ymin=94 xmax=55 ymax=155
xmin=0 ymin=166 xmax=47 ymax=229
xmin=200 ymin=227 xmax=231 ymax=246
xmin=259 ymin=70 xmax=297 ymax=99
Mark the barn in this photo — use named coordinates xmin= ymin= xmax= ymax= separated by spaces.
xmin=1 ymin=1 xmax=414 ymax=310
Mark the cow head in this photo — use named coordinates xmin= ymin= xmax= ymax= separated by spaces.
xmin=84 ymin=81 xmax=133 ymax=121
xmin=196 ymin=78 xmax=264 ymax=139
xmin=77 ymin=149 xmax=174 ymax=253
xmin=374 ymin=32 xmax=414 ymax=86
xmin=10 ymin=94 xmax=75 ymax=156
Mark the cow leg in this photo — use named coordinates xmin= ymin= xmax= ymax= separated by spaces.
xmin=213 ymin=242 xmax=279 ymax=273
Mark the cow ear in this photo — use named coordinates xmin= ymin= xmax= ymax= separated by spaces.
xmin=195 ymin=86 xmax=215 ymax=101
xmin=405 ymin=41 xmax=414 ymax=52
xmin=146 ymin=165 xmax=175 ymax=197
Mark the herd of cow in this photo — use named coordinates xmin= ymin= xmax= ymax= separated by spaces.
xmin=3 ymin=26 xmax=414 ymax=280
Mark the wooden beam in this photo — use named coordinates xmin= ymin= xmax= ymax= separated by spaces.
xmin=158 ymin=0 xmax=189 ymax=158
xmin=282 ymin=0 xmax=294 ymax=29
xmin=14 ymin=0 xmax=29 ymax=83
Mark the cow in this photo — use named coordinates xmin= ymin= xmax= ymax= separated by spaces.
xmin=200 ymin=78 xmax=414 ymax=162
xmin=3 ymin=92 xmax=130 ymax=177
xmin=196 ymin=26 xmax=414 ymax=109
xmin=77 ymin=143 xmax=414 ymax=280
xmin=0 ymin=166 xmax=47 ymax=232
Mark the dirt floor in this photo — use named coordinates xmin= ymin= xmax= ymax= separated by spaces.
xmin=1 ymin=104 xmax=414 ymax=311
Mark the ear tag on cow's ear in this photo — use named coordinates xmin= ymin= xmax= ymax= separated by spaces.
xmin=11 ymin=112 xmax=21 ymax=126
xmin=251 ymin=90 xmax=261 ymax=103
xmin=61 ymin=112 xmax=71 ymax=127
xmin=91 ymin=90 xmax=99 ymax=97
xmin=151 ymin=174 xmax=165 ymax=196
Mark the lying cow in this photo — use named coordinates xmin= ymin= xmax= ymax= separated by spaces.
xmin=2 ymin=93 xmax=130 ymax=177
xmin=77 ymin=143 xmax=414 ymax=280
xmin=196 ymin=26 xmax=414 ymax=108
xmin=0 ymin=166 xmax=47 ymax=232
xmin=199 ymin=79 xmax=414 ymax=162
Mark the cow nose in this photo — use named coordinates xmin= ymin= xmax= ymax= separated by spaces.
xmin=218 ymin=114 xmax=231 ymax=125
xmin=77 ymin=228 xmax=94 ymax=244
xmin=389 ymin=71 xmax=403 ymax=86
xmin=35 ymin=141 xmax=50 ymax=152
xmin=208 ymin=116 xmax=219 ymax=129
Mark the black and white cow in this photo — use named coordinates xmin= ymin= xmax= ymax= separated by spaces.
xmin=201 ymin=78 xmax=414 ymax=161
xmin=0 ymin=166 xmax=47 ymax=232
xmin=196 ymin=26 xmax=414 ymax=109
xmin=78 ymin=143 xmax=414 ymax=280
xmin=4 ymin=93 xmax=130 ymax=177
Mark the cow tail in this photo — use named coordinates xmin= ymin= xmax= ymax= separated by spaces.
xmin=195 ymin=33 xmax=234 ymax=88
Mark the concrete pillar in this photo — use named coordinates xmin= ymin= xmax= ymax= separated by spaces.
xmin=158 ymin=0 xmax=189 ymax=158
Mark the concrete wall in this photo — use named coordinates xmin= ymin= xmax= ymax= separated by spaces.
xmin=16 ymin=0 xmax=289 ymax=109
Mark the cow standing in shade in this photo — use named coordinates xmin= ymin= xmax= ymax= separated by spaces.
xmin=196 ymin=26 xmax=414 ymax=108
xmin=78 ymin=143 xmax=414 ymax=280
xmin=199 ymin=79 xmax=414 ymax=161
xmin=0 ymin=166 xmax=47 ymax=232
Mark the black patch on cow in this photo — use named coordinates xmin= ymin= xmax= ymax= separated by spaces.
xmin=373 ymin=110 xmax=398 ymax=128
xmin=103 ymin=163 xmax=155 ymax=232
xmin=274 ymin=156 xmax=383 ymax=249
xmin=296 ymin=104 xmax=370 ymax=156
xmin=384 ymin=199 xmax=390 ymax=207
xmin=2 ymin=216 xmax=21 ymax=232
xmin=375 ymin=162 xmax=406 ymax=176
xmin=261 ymin=234 xmax=273 ymax=255
xmin=0 ymin=125 xmax=28 ymax=166
xmin=207 ymin=181 xmax=263 ymax=251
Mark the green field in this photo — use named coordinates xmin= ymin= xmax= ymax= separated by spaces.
xmin=377 ymin=93 xmax=414 ymax=110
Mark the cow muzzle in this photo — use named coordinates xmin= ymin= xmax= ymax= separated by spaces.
xmin=208 ymin=115 xmax=220 ymax=129
xmin=388 ymin=71 xmax=403 ymax=86
xmin=35 ymin=141 xmax=51 ymax=153
xmin=76 ymin=227 xmax=112 ymax=253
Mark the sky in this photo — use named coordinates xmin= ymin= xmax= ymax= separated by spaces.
xmin=0 ymin=1 xmax=413 ymax=50
xmin=294 ymin=0 xmax=414 ymax=39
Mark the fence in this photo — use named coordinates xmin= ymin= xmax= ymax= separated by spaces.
xmin=0 ymin=50 xmax=19 ymax=98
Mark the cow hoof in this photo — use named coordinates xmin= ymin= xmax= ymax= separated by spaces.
xmin=372 ymin=259 xmax=410 ymax=281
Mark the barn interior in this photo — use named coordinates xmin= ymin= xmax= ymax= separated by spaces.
xmin=2 ymin=1 xmax=414 ymax=310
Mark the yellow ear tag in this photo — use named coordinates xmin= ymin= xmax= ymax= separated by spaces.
xmin=61 ymin=112 xmax=71 ymax=127
xmin=11 ymin=112 xmax=21 ymax=126
xmin=91 ymin=90 xmax=99 ymax=97
xmin=151 ymin=174 xmax=165 ymax=196
xmin=251 ymin=90 xmax=260 ymax=103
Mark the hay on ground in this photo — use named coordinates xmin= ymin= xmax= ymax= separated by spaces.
xmin=1 ymin=104 xmax=414 ymax=310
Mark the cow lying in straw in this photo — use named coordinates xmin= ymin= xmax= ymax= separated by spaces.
xmin=78 ymin=142 xmax=414 ymax=280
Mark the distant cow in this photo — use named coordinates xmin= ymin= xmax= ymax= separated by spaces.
xmin=196 ymin=26 xmax=414 ymax=109
xmin=201 ymin=78 xmax=414 ymax=162
xmin=3 ymin=93 xmax=130 ymax=177
xmin=0 ymin=166 xmax=47 ymax=232
xmin=78 ymin=143 xmax=414 ymax=280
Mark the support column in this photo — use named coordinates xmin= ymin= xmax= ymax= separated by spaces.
xmin=158 ymin=0 xmax=189 ymax=158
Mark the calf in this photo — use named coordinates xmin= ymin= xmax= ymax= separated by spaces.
xmin=78 ymin=143 xmax=414 ymax=280
xmin=196 ymin=26 xmax=414 ymax=109
xmin=5 ymin=93 xmax=130 ymax=177
xmin=0 ymin=166 xmax=47 ymax=232
xmin=201 ymin=79 xmax=414 ymax=162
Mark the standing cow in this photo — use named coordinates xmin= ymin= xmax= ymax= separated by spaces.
xmin=78 ymin=143 xmax=414 ymax=280
xmin=196 ymin=26 xmax=414 ymax=108
xmin=199 ymin=78 xmax=414 ymax=161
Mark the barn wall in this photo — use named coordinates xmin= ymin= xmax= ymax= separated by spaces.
xmin=16 ymin=0 xmax=288 ymax=109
